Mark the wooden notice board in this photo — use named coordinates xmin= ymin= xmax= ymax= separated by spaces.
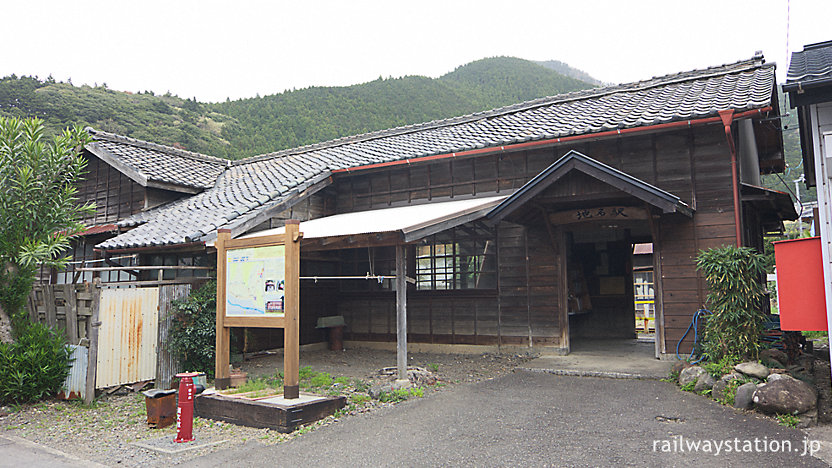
xmin=215 ymin=221 xmax=301 ymax=397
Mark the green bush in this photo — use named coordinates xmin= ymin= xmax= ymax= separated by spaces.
xmin=166 ymin=281 xmax=217 ymax=378
xmin=0 ymin=323 xmax=72 ymax=403
xmin=696 ymin=246 xmax=768 ymax=362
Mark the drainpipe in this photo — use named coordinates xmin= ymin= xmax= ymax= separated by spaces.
xmin=719 ymin=110 xmax=743 ymax=246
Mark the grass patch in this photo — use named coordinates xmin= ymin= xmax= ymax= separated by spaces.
xmin=379 ymin=387 xmax=424 ymax=403
xmin=703 ymin=355 xmax=740 ymax=379
xmin=777 ymin=413 xmax=800 ymax=428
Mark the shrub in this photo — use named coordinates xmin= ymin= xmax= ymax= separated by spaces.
xmin=696 ymin=246 xmax=768 ymax=362
xmin=0 ymin=322 xmax=72 ymax=404
xmin=166 ymin=281 xmax=217 ymax=377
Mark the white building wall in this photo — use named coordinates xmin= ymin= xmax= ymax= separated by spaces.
xmin=809 ymin=103 xmax=832 ymax=341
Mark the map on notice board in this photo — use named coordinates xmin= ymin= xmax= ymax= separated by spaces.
xmin=226 ymin=245 xmax=285 ymax=317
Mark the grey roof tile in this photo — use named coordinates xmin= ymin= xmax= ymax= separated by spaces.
xmin=86 ymin=130 xmax=228 ymax=190
xmin=784 ymin=40 xmax=832 ymax=90
xmin=98 ymin=55 xmax=775 ymax=250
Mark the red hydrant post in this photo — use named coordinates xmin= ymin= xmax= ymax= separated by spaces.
xmin=174 ymin=372 xmax=198 ymax=443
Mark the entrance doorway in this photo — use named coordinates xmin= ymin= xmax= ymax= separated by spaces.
xmin=563 ymin=223 xmax=657 ymax=357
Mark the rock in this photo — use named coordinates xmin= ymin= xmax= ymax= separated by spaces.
xmin=671 ymin=361 xmax=692 ymax=377
xmin=760 ymin=348 xmax=789 ymax=367
xmin=712 ymin=372 xmax=743 ymax=401
xmin=767 ymin=373 xmax=796 ymax=383
xmin=798 ymin=355 xmax=816 ymax=373
xmin=797 ymin=409 xmax=818 ymax=429
xmin=735 ymin=362 xmax=769 ymax=379
xmin=407 ymin=368 xmax=436 ymax=387
xmin=369 ymin=378 xmax=413 ymax=399
xmin=753 ymin=378 xmax=818 ymax=414
xmin=694 ymin=373 xmax=715 ymax=394
xmin=679 ymin=366 xmax=706 ymax=387
xmin=733 ymin=382 xmax=757 ymax=409
xmin=0 ymin=406 xmax=9 ymax=417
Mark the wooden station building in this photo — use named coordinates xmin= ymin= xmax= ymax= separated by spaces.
xmin=52 ymin=55 xmax=796 ymax=359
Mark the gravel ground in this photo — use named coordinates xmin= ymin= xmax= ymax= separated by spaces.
xmin=0 ymin=348 xmax=534 ymax=467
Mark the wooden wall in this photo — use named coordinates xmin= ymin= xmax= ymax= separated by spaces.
xmin=315 ymin=123 xmax=738 ymax=353
xmin=79 ymin=153 xmax=146 ymax=226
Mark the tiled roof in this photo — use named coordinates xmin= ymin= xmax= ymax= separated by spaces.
xmin=784 ymin=40 xmax=832 ymax=90
xmin=85 ymin=129 xmax=228 ymax=191
xmin=97 ymin=55 xmax=776 ymax=250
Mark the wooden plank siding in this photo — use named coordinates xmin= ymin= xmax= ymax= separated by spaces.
xmin=310 ymin=123 xmax=746 ymax=353
xmin=79 ymin=153 xmax=146 ymax=226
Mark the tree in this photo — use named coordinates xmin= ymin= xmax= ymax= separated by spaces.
xmin=0 ymin=117 xmax=94 ymax=341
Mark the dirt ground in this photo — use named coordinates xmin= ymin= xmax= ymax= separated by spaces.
xmin=240 ymin=346 xmax=537 ymax=385
xmin=0 ymin=348 xmax=535 ymax=467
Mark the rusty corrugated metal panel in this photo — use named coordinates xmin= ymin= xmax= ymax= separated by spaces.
xmin=156 ymin=284 xmax=191 ymax=389
xmin=58 ymin=345 xmax=87 ymax=400
xmin=96 ymin=288 xmax=159 ymax=389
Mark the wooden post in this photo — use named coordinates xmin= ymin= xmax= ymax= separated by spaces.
xmin=84 ymin=279 xmax=101 ymax=405
xmin=215 ymin=229 xmax=232 ymax=390
xmin=284 ymin=221 xmax=301 ymax=399
xmin=647 ymin=207 xmax=665 ymax=358
xmin=44 ymin=286 xmax=57 ymax=329
xmin=64 ymin=284 xmax=79 ymax=345
xmin=395 ymin=244 xmax=408 ymax=382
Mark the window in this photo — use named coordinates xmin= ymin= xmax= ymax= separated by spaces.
xmin=416 ymin=225 xmax=496 ymax=290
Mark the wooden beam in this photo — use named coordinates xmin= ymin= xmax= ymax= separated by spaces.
xmin=395 ymin=244 xmax=408 ymax=381
xmin=215 ymin=229 xmax=231 ymax=390
xmin=284 ymin=221 xmax=301 ymax=399
xmin=224 ymin=316 xmax=285 ymax=328
xmin=77 ymin=266 xmax=214 ymax=272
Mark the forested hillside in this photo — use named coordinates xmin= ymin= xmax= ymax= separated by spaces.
xmin=0 ymin=57 xmax=594 ymax=159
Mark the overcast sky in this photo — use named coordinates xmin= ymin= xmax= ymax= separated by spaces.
xmin=2 ymin=0 xmax=829 ymax=102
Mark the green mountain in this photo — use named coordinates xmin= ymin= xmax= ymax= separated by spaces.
xmin=0 ymin=57 xmax=595 ymax=159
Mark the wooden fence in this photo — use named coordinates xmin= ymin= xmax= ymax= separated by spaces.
xmin=28 ymin=283 xmax=96 ymax=346
xmin=27 ymin=277 xmax=207 ymax=403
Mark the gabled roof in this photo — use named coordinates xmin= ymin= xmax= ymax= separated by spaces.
xmin=487 ymin=150 xmax=693 ymax=223
xmin=96 ymin=55 xmax=775 ymax=250
xmin=783 ymin=40 xmax=832 ymax=92
xmin=85 ymin=129 xmax=229 ymax=193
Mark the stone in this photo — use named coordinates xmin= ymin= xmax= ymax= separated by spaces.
xmin=678 ymin=366 xmax=706 ymax=387
xmin=671 ymin=361 xmax=692 ymax=377
xmin=694 ymin=373 xmax=715 ymax=394
xmin=760 ymin=348 xmax=788 ymax=367
xmin=733 ymin=382 xmax=757 ymax=409
xmin=753 ymin=378 xmax=818 ymax=415
xmin=735 ymin=362 xmax=769 ymax=380
xmin=797 ymin=409 xmax=818 ymax=429
xmin=767 ymin=373 xmax=796 ymax=383
xmin=407 ymin=368 xmax=436 ymax=387
xmin=712 ymin=372 xmax=743 ymax=401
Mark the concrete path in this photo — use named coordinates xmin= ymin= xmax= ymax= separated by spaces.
xmin=0 ymin=435 xmax=107 ymax=468
xmin=522 ymin=339 xmax=673 ymax=379
xmin=196 ymin=371 xmax=826 ymax=467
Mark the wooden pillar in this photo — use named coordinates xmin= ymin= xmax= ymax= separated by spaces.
xmin=84 ymin=279 xmax=101 ymax=405
xmin=284 ymin=221 xmax=301 ymax=399
xmin=647 ymin=208 xmax=665 ymax=358
xmin=395 ymin=243 xmax=408 ymax=381
xmin=215 ymin=229 xmax=231 ymax=390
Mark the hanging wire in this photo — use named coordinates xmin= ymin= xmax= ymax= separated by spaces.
xmin=775 ymin=172 xmax=805 ymax=223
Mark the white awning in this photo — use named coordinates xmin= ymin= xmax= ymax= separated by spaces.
xmin=230 ymin=195 xmax=507 ymax=246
